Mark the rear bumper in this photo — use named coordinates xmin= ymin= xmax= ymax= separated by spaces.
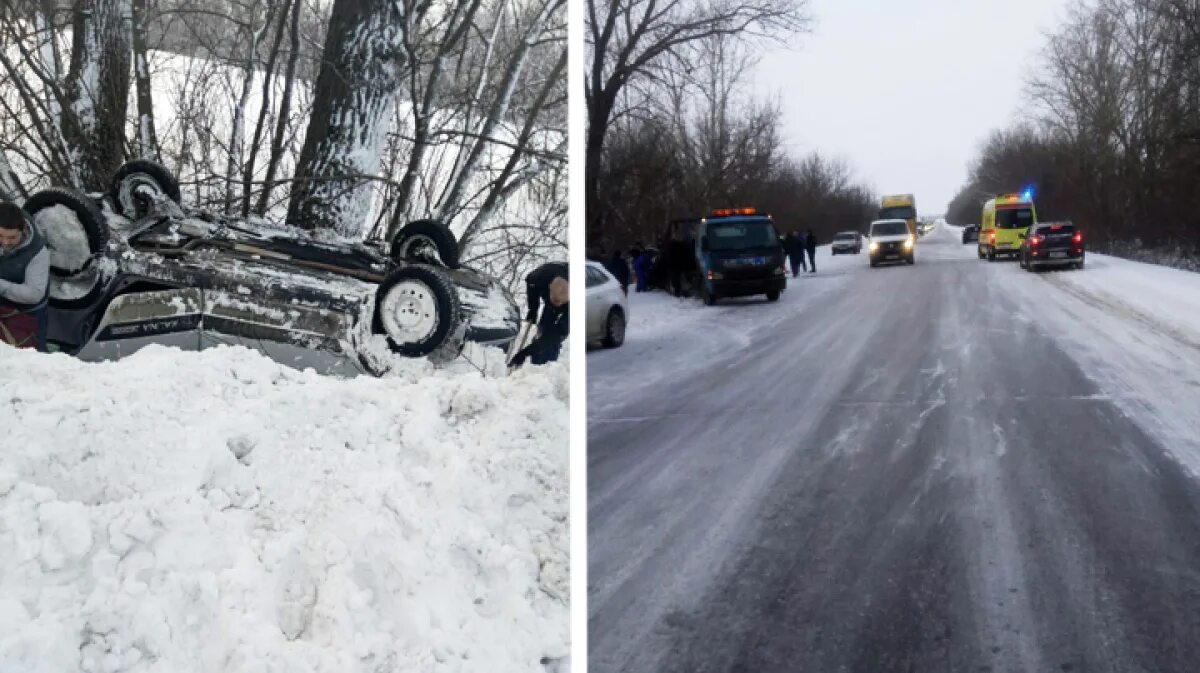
xmin=1028 ymin=249 xmax=1084 ymax=266
xmin=711 ymin=277 xmax=786 ymax=297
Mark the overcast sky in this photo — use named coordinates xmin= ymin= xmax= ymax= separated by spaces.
xmin=753 ymin=0 xmax=1073 ymax=215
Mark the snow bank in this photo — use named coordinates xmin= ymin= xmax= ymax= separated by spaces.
xmin=0 ymin=344 xmax=568 ymax=673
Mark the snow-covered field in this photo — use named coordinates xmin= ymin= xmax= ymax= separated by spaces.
xmin=0 ymin=345 xmax=568 ymax=673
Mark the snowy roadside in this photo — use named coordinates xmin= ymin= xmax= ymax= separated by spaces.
xmin=0 ymin=344 xmax=568 ymax=673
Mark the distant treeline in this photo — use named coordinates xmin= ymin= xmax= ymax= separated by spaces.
xmin=590 ymin=33 xmax=875 ymax=254
xmin=947 ymin=0 xmax=1200 ymax=265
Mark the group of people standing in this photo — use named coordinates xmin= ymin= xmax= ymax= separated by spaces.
xmin=783 ymin=229 xmax=818 ymax=277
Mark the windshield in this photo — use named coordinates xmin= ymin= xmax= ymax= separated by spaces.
xmin=996 ymin=208 xmax=1034 ymax=229
xmin=870 ymin=221 xmax=909 ymax=237
xmin=836 ymin=233 xmax=858 ymax=240
xmin=706 ymin=220 xmax=778 ymax=251
xmin=1037 ymin=222 xmax=1074 ymax=234
xmin=878 ymin=206 xmax=916 ymax=221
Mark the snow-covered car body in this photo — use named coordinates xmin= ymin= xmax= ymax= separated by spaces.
xmin=29 ymin=162 xmax=520 ymax=375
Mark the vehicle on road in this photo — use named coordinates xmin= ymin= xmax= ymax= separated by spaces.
xmin=1020 ymin=221 xmax=1085 ymax=271
xmin=689 ymin=208 xmax=786 ymax=305
xmin=831 ymin=231 xmax=863 ymax=255
xmin=979 ymin=192 xmax=1036 ymax=261
xmin=962 ymin=224 xmax=979 ymax=244
xmin=24 ymin=160 xmax=520 ymax=376
xmin=879 ymin=194 xmax=918 ymax=240
xmin=586 ymin=261 xmax=628 ymax=348
xmin=868 ymin=219 xmax=915 ymax=267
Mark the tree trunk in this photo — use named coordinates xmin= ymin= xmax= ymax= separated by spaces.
xmin=0 ymin=150 xmax=25 ymax=202
xmin=225 ymin=3 xmax=275 ymax=215
xmin=63 ymin=0 xmax=132 ymax=191
xmin=286 ymin=0 xmax=406 ymax=237
xmin=130 ymin=0 xmax=158 ymax=159
xmin=585 ymin=86 xmax=616 ymax=249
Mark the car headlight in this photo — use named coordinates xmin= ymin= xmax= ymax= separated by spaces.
xmin=868 ymin=241 xmax=879 ymax=252
xmin=707 ymin=270 xmax=723 ymax=280
xmin=903 ymin=236 xmax=914 ymax=250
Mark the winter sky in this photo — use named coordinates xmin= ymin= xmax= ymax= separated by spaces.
xmin=753 ymin=0 xmax=1074 ymax=215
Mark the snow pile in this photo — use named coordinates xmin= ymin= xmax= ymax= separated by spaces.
xmin=0 ymin=344 xmax=568 ymax=673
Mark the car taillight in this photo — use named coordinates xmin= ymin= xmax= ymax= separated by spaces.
xmin=1072 ymin=231 xmax=1083 ymax=244
xmin=989 ymin=231 xmax=996 ymax=243
xmin=1029 ymin=234 xmax=1042 ymax=246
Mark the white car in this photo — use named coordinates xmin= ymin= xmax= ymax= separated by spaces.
xmin=585 ymin=261 xmax=628 ymax=348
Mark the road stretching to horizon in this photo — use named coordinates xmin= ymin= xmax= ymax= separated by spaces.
xmin=587 ymin=225 xmax=1200 ymax=673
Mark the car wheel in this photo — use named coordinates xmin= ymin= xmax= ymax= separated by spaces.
xmin=390 ymin=219 xmax=461 ymax=269
xmin=702 ymin=284 xmax=716 ymax=306
xmin=1075 ymin=259 xmax=1085 ymax=269
xmin=372 ymin=265 xmax=465 ymax=358
xmin=987 ymin=248 xmax=996 ymax=262
xmin=24 ymin=188 xmax=110 ymax=308
xmin=110 ymin=159 xmax=182 ymax=218
xmin=602 ymin=308 xmax=625 ymax=348
xmin=905 ymin=255 xmax=914 ymax=265
xmin=766 ymin=290 xmax=780 ymax=301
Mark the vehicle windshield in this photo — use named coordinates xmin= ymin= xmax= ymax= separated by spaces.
xmin=836 ymin=233 xmax=858 ymax=240
xmin=878 ymin=206 xmax=916 ymax=221
xmin=996 ymin=207 xmax=1034 ymax=229
xmin=870 ymin=221 xmax=909 ymax=237
xmin=706 ymin=220 xmax=778 ymax=251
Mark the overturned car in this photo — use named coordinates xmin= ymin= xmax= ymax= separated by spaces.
xmin=24 ymin=160 xmax=520 ymax=376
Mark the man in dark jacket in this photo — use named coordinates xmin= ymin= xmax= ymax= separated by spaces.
xmin=0 ymin=201 xmax=49 ymax=350
xmin=510 ymin=261 xmax=569 ymax=367
xmin=663 ymin=234 xmax=693 ymax=297
xmin=605 ymin=250 xmax=629 ymax=295
xmin=785 ymin=231 xmax=807 ymax=276
xmin=805 ymin=229 xmax=818 ymax=273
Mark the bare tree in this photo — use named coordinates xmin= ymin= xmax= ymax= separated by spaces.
xmin=585 ymin=0 xmax=810 ymax=241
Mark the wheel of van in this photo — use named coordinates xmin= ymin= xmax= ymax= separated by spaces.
xmin=390 ymin=220 xmax=460 ymax=269
xmin=110 ymin=159 xmax=181 ymax=218
xmin=905 ymin=256 xmax=915 ymax=265
xmin=602 ymin=308 xmax=625 ymax=348
xmin=702 ymin=284 xmax=717 ymax=306
xmin=766 ymin=290 xmax=780 ymax=302
xmin=24 ymin=188 xmax=110 ymax=308
xmin=987 ymin=248 xmax=996 ymax=262
xmin=372 ymin=265 xmax=464 ymax=358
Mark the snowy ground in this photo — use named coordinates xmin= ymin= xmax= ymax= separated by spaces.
xmin=588 ymin=222 xmax=1200 ymax=672
xmin=0 ymin=345 xmax=568 ymax=673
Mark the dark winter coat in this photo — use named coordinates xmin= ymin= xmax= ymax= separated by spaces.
xmin=785 ymin=233 xmax=806 ymax=258
xmin=0 ymin=222 xmax=49 ymax=312
xmin=606 ymin=253 xmax=630 ymax=287
xmin=525 ymin=262 xmax=569 ymax=341
xmin=804 ymin=233 xmax=818 ymax=253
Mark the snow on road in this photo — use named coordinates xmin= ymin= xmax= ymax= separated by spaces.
xmin=0 ymin=345 xmax=568 ymax=673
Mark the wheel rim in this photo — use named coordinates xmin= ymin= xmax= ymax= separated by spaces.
xmin=609 ymin=312 xmax=625 ymax=343
xmin=34 ymin=205 xmax=91 ymax=274
xmin=380 ymin=279 xmax=440 ymax=344
xmin=118 ymin=173 xmax=164 ymax=218
xmin=398 ymin=234 xmax=440 ymax=263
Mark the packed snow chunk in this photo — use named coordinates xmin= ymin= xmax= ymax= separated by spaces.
xmin=0 ymin=343 xmax=569 ymax=673
xmin=34 ymin=203 xmax=93 ymax=273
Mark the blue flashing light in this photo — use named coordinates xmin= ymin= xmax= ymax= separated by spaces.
xmin=1021 ymin=187 xmax=1034 ymax=201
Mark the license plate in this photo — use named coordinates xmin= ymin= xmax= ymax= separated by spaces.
xmin=1050 ymin=251 xmax=1067 ymax=258
xmin=886 ymin=253 xmax=898 ymax=259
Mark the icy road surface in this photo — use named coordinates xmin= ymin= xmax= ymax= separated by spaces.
xmin=587 ymin=223 xmax=1200 ymax=673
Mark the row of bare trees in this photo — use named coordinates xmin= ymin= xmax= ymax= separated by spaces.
xmin=586 ymin=0 xmax=875 ymax=253
xmin=947 ymin=0 xmax=1199 ymax=265
xmin=0 ymin=0 xmax=565 ymax=280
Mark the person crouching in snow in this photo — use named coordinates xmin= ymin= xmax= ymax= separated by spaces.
xmin=511 ymin=261 xmax=569 ymax=367
xmin=0 ymin=201 xmax=49 ymax=350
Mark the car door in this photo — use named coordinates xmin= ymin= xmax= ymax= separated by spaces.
xmin=585 ymin=265 xmax=607 ymax=341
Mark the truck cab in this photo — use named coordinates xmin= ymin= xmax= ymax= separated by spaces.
xmin=692 ymin=208 xmax=787 ymax=306
xmin=879 ymin=194 xmax=918 ymax=240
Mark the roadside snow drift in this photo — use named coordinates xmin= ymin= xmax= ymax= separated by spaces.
xmin=0 ymin=345 xmax=568 ymax=673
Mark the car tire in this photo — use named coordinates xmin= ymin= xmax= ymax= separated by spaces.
xmin=23 ymin=188 xmax=110 ymax=308
xmin=766 ymin=290 xmax=780 ymax=301
xmin=987 ymin=248 xmax=996 ymax=262
xmin=110 ymin=159 xmax=182 ymax=218
xmin=905 ymin=255 xmax=914 ymax=265
xmin=702 ymin=284 xmax=716 ymax=306
xmin=372 ymin=264 xmax=465 ymax=358
xmin=602 ymin=308 xmax=625 ymax=348
xmin=1075 ymin=259 xmax=1085 ymax=270
xmin=390 ymin=220 xmax=460 ymax=269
